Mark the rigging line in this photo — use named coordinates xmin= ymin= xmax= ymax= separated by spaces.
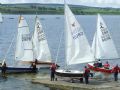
xmin=55 ymin=30 xmax=64 ymax=65
xmin=4 ymin=33 xmax=16 ymax=60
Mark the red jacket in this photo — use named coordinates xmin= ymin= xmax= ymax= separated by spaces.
xmin=112 ymin=66 xmax=119 ymax=73
xmin=84 ymin=68 xmax=90 ymax=77
xmin=50 ymin=64 xmax=56 ymax=72
xmin=104 ymin=63 xmax=110 ymax=69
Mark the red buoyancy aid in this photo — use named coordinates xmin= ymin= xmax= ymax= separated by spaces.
xmin=84 ymin=68 xmax=90 ymax=76
xmin=104 ymin=63 xmax=110 ymax=69
xmin=112 ymin=66 xmax=120 ymax=73
xmin=50 ymin=64 xmax=56 ymax=72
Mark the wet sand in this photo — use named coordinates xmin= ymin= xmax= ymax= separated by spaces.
xmin=32 ymin=77 xmax=120 ymax=90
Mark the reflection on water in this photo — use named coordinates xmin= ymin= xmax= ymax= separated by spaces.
xmin=0 ymin=73 xmax=49 ymax=90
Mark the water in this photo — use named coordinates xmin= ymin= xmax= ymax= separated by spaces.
xmin=0 ymin=14 xmax=120 ymax=90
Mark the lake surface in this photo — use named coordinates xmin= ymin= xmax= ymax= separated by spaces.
xmin=0 ymin=15 xmax=120 ymax=90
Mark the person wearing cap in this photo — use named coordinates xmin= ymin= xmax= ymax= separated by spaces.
xmin=98 ymin=59 xmax=102 ymax=67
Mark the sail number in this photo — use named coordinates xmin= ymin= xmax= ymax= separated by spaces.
xmin=71 ymin=27 xmax=83 ymax=39
xmin=100 ymin=22 xmax=111 ymax=42
xmin=22 ymin=34 xmax=31 ymax=41
xmin=37 ymin=23 xmax=45 ymax=41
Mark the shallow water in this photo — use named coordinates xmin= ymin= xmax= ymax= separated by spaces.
xmin=0 ymin=14 xmax=120 ymax=90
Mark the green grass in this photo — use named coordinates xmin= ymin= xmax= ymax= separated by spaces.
xmin=0 ymin=5 xmax=120 ymax=15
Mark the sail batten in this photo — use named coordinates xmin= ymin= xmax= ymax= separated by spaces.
xmin=92 ymin=14 xmax=119 ymax=60
xmin=32 ymin=16 xmax=51 ymax=62
xmin=65 ymin=4 xmax=94 ymax=65
xmin=18 ymin=26 xmax=29 ymax=28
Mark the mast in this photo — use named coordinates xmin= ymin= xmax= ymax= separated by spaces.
xmin=64 ymin=0 xmax=68 ymax=69
xmin=94 ymin=14 xmax=99 ymax=61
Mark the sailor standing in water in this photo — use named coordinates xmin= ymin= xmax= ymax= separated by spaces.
xmin=1 ymin=60 xmax=7 ymax=77
xmin=30 ymin=62 xmax=37 ymax=73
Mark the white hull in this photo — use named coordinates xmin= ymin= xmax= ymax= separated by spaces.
xmin=55 ymin=69 xmax=84 ymax=77
xmin=37 ymin=64 xmax=51 ymax=69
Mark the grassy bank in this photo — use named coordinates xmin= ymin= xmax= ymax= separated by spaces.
xmin=0 ymin=4 xmax=120 ymax=15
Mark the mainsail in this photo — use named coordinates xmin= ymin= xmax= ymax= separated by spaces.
xmin=32 ymin=16 xmax=51 ymax=62
xmin=15 ymin=16 xmax=33 ymax=62
xmin=65 ymin=4 xmax=94 ymax=65
xmin=92 ymin=14 xmax=119 ymax=59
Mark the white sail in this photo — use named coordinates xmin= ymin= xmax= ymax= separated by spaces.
xmin=15 ymin=16 xmax=33 ymax=62
xmin=65 ymin=4 xmax=94 ymax=65
xmin=0 ymin=13 xmax=3 ymax=23
xmin=32 ymin=16 xmax=51 ymax=62
xmin=92 ymin=14 xmax=119 ymax=59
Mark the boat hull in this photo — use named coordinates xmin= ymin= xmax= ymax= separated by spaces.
xmin=23 ymin=61 xmax=60 ymax=69
xmin=88 ymin=63 xmax=112 ymax=74
xmin=0 ymin=66 xmax=37 ymax=73
xmin=36 ymin=61 xmax=52 ymax=69
xmin=55 ymin=69 xmax=84 ymax=77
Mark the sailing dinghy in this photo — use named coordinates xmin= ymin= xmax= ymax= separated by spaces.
xmin=55 ymin=3 xmax=95 ymax=79
xmin=0 ymin=16 xmax=37 ymax=73
xmin=88 ymin=14 xmax=119 ymax=74
xmin=32 ymin=16 xmax=53 ymax=68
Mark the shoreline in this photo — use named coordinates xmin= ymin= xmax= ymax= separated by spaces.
xmin=31 ymin=78 xmax=120 ymax=90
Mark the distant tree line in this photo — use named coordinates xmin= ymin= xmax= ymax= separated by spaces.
xmin=0 ymin=4 xmax=120 ymax=15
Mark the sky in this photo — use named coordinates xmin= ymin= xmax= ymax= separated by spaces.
xmin=0 ymin=0 xmax=120 ymax=8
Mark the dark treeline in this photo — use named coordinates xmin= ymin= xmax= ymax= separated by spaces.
xmin=0 ymin=3 xmax=120 ymax=15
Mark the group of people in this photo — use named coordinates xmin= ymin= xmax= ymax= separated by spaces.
xmin=93 ymin=59 xmax=120 ymax=81
xmin=94 ymin=60 xmax=110 ymax=69
xmin=50 ymin=61 xmax=120 ymax=84
xmin=94 ymin=59 xmax=103 ymax=68
xmin=1 ymin=59 xmax=119 ymax=83
xmin=84 ymin=64 xmax=120 ymax=84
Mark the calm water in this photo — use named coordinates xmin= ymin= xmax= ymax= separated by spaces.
xmin=0 ymin=15 xmax=120 ymax=90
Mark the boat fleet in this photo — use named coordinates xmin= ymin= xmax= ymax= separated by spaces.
xmin=0 ymin=2 xmax=119 ymax=77
xmin=0 ymin=15 xmax=52 ymax=73
xmin=55 ymin=3 xmax=119 ymax=78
